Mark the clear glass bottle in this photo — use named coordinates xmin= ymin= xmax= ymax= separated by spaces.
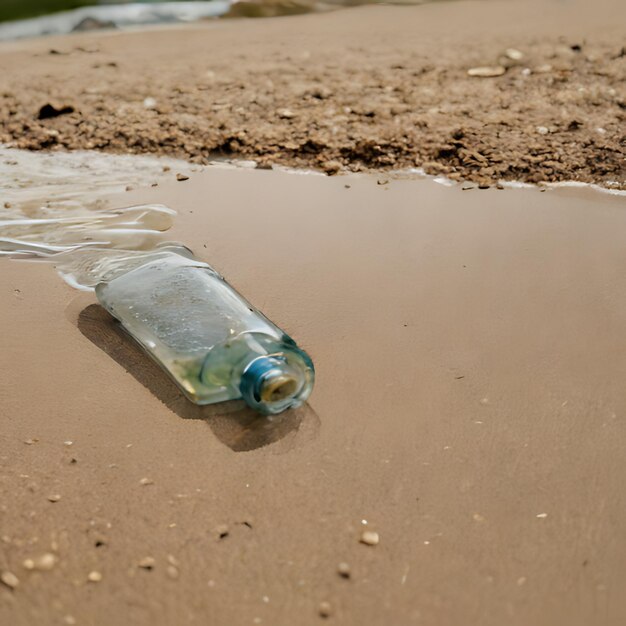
xmin=95 ymin=246 xmax=314 ymax=415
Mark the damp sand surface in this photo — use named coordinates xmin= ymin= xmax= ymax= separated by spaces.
xmin=0 ymin=0 xmax=624 ymax=188
xmin=1 ymin=157 xmax=626 ymax=624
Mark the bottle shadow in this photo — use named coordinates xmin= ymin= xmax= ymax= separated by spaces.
xmin=75 ymin=303 xmax=320 ymax=452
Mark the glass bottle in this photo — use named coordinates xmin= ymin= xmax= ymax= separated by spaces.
xmin=95 ymin=246 xmax=314 ymax=415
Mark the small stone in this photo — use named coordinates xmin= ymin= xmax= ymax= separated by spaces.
xmin=143 ymin=97 xmax=157 ymax=109
xmin=277 ymin=108 xmax=296 ymax=119
xmin=167 ymin=554 xmax=180 ymax=566
xmin=47 ymin=494 xmax=61 ymax=503
xmin=87 ymin=570 xmax=102 ymax=583
xmin=138 ymin=556 xmax=155 ymax=569
xmin=176 ymin=173 xmax=189 ymax=182
xmin=139 ymin=478 xmax=153 ymax=486
xmin=535 ymin=64 xmax=553 ymax=74
xmin=467 ymin=66 xmax=506 ymax=77
xmin=3 ymin=202 xmax=11 ymax=208
xmin=536 ymin=126 xmax=549 ymax=135
xmin=23 ymin=438 xmax=39 ymax=445
xmin=0 ymin=571 xmax=19 ymax=590
xmin=23 ymin=553 xmax=57 ymax=571
xmin=37 ymin=103 xmax=75 ymax=120
xmin=63 ymin=441 xmax=73 ymax=447
xmin=63 ymin=616 xmax=76 ymax=625
xmin=359 ymin=530 xmax=379 ymax=546
xmin=536 ymin=513 xmax=548 ymax=519
xmin=167 ymin=565 xmax=179 ymax=580
xmin=504 ymin=48 xmax=524 ymax=61
xmin=319 ymin=601 xmax=332 ymax=618
xmin=337 ymin=562 xmax=351 ymax=579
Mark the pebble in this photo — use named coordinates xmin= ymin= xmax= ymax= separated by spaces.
xmin=139 ymin=478 xmax=154 ymax=486
xmin=143 ymin=97 xmax=157 ymax=109
xmin=176 ymin=173 xmax=189 ymax=182
xmin=467 ymin=66 xmax=506 ymax=77
xmin=23 ymin=553 xmax=57 ymax=571
xmin=319 ymin=601 xmax=332 ymax=618
xmin=337 ymin=562 xmax=351 ymax=579
xmin=138 ymin=556 xmax=155 ymax=569
xmin=47 ymin=494 xmax=61 ymax=503
xmin=277 ymin=108 xmax=296 ymax=119
xmin=505 ymin=48 xmax=524 ymax=61
xmin=166 ymin=565 xmax=179 ymax=580
xmin=536 ymin=126 xmax=549 ymax=135
xmin=87 ymin=570 xmax=102 ymax=583
xmin=359 ymin=530 xmax=379 ymax=546
xmin=23 ymin=438 xmax=39 ymax=445
xmin=37 ymin=103 xmax=75 ymax=120
xmin=0 ymin=570 xmax=19 ymax=589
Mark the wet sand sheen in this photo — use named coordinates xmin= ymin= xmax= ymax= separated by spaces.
xmin=1 ymin=166 xmax=626 ymax=624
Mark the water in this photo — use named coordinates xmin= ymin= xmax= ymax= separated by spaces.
xmin=0 ymin=2 xmax=231 ymax=41
xmin=0 ymin=146 xmax=191 ymax=288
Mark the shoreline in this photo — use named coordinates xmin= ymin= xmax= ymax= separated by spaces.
xmin=1 ymin=0 xmax=624 ymax=189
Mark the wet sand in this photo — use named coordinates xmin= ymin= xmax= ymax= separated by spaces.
xmin=1 ymin=167 xmax=626 ymax=624
xmin=0 ymin=0 xmax=624 ymax=188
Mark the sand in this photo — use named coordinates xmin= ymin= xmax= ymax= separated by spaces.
xmin=0 ymin=0 xmax=624 ymax=188
xmin=2 ymin=165 xmax=626 ymax=624
xmin=1 ymin=1 xmax=626 ymax=624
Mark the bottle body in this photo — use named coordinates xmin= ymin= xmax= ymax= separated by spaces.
xmin=95 ymin=249 xmax=314 ymax=414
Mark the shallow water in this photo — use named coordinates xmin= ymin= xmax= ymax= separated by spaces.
xmin=0 ymin=2 xmax=230 ymax=41
xmin=0 ymin=146 xmax=194 ymax=288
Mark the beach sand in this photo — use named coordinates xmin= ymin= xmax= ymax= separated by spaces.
xmin=1 ymin=0 xmax=626 ymax=624
xmin=2 ymin=166 xmax=626 ymax=624
xmin=0 ymin=0 xmax=624 ymax=188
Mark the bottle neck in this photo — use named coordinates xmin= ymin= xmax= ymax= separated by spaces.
xmin=239 ymin=355 xmax=304 ymax=415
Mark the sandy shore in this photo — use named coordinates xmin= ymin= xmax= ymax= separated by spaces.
xmin=2 ymin=164 xmax=626 ymax=624
xmin=0 ymin=0 xmax=624 ymax=188
xmin=1 ymin=1 xmax=626 ymax=623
